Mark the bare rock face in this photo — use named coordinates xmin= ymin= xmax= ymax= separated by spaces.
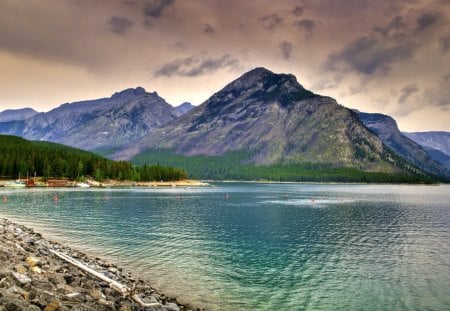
xmin=359 ymin=112 xmax=450 ymax=178
xmin=115 ymin=68 xmax=402 ymax=173
xmin=0 ymin=88 xmax=179 ymax=151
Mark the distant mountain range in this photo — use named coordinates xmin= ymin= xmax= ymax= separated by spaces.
xmin=0 ymin=108 xmax=38 ymax=122
xmin=403 ymin=131 xmax=450 ymax=171
xmin=358 ymin=113 xmax=449 ymax=178
xmin=0 ymin=87 xmax=180 ymax=151
xmin=1 ymin=67 xmax=448 ymax=182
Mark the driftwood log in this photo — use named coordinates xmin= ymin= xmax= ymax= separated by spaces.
xmin=50 ymin=249 xmax=161 ymax=308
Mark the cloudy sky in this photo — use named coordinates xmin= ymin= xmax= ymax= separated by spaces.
xmin=0 ymin=0 xmax=449 ymax=131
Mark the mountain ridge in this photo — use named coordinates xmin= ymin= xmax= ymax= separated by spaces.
xmin=0 ymin=87 xmax=180 ymax=150
xmin=403 ymin=131 xmax=450 ymax=156
xmin=0 ymin=108 xmax=38 ymax=122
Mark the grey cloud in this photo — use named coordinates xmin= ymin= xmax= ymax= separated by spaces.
xmin=326 ymin=36 xmax=418 ymax=76
xmin=279 ymin=41 xmax=293 ymax=59
xmin=373 ymin=16 xmax=407 ymax=37
xmin=424 ymin=72 xmax=450 ymax=109
xmin=416 ymin=12 xmax=440 ymax=33
xmin=154 ymin=54 xmax=240 ymax=78
xmin=108 ymin=16 xmax=134 ymax=34
xmin=143 ymin=0 xmax=175 ymax=18
xmin=293 ymin=19 xmax=316 ymax=39
xmin=203 ymin=23 xmax=215 ymax=35
xmin=398 ymin=84 xmax=419 ymax=103
xmin=440 ymin=34 xmax=450 ymax=52
xmin=259 ymin=14 xmax=283 ymax=31
xmin=292 ymin=6 xmax=304 ymax=17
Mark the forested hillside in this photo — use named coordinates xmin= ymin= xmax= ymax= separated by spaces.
xmin=0 ymin=135 xmax=186 ymax=181
xmin=133 ymin=150 xmax=435 ymax=183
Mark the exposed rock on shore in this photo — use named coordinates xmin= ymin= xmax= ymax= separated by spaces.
xmin=0 ymin=218 xmax=196 ymax=311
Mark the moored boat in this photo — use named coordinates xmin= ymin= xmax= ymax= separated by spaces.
xmin=5 ymin=180 xmax=26 ymax=188
xmin=76 ymin=182 xmax=90 ymax=188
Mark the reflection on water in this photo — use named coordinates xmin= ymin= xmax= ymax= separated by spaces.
xmin=0 ymin=184 xmax=449 ymax=310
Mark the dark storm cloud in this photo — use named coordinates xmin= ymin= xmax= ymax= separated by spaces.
xmin=259 ymin=14 xmax=283 ymax=31
xmin=153 ymin=54 xmax=240 ymax=78
xmin=293 ymin=19 xmax=316 ymax=39
xmin=440 ymin=34 xmax=450 ymax=51
xmin=415 ymin=12 xmax=440 ymax=33
xmin=143 ymin=0 xmax=175 ymax=18
xmin=326 ymin=35 xmax=418 ymax=76
xmin=203 ymin=23 xmax=215 ymax=35
xmin=398 ymin=84 xmax=419 ymax=103
xmin=108 ymin=16 xmax=134 ymax=34
xmin=279 ymin=41 xmax=293 ymax=59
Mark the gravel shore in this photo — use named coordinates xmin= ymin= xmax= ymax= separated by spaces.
xmin=0 ymin=218 xmax=197 ymax=311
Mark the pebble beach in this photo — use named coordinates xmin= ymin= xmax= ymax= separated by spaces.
xmin=0 ymin=218 xmax=196 ymax=311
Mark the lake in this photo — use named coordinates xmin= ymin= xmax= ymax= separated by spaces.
xmin=0 ymin=183 xmax=449 ymax=310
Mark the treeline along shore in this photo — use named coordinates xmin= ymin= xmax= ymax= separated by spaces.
xmin=0 ymin=135 xmax=187 ymax=182
xmin=0 ymin=218 xmax=199 ymax=311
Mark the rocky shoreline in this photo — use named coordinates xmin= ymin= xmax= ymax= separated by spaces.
xmin=0 ymin=218 xmax=198 ymax=311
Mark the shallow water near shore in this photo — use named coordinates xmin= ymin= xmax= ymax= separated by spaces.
xmin=0 ymin=183 xmax=449 ymax=310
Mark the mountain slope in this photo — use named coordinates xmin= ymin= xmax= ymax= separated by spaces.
xmin=358 ymin=112 xmax=449 ymax=178
xmin=403 ymin=131 xmax=450 ymax=156
xmin=115 ymin=68 xmax=430 ymax=181
xmin=423 ymin=147 xmax=450 ymax=170
xmin=0 ymin=108 xmax=38 ymax=122
xmin=0 ymin=87 xmax=178 ymax=150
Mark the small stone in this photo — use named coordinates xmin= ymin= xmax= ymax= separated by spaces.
xmin=108 ymin=267 xmax=118 ymax=274
xmin=43 ymin=300 xmax=61 ymax=311
xmin=25 ymin=256 xmax=41 ymax=268
xmin=14 ymin=265 xmax=27 ymax=274
xmin=11 ymin=271 xmax=31 ymax=285
xmin=99 ymin=298 xmax=113 ymax=306
xmin=165 ymin=302 xmax=181 ymax=311
xmin=10 ymin=286 xmax=29 ymax=300
xmin=30 ymin=266 xmax=42 ymax=274
xmin=88 ymin=288 xmax=105 ymax=300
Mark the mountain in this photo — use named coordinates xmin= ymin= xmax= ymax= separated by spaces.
xmin=0 ymin=87 xmax=179 ymax=151
xmin=403 ymin=132 xmax=450 ymax=156
xmin=174 ymin=102 xmax=194 ymax=116
xmin=358 ymin=113 xmax=450 ymax=179
xmin=423 ymin=148 xmax=450 ymax=170
xmin=114 ymin=67 xmax=432 ymax=182
xmin=0 ymin=108 xmax=38 ymax=122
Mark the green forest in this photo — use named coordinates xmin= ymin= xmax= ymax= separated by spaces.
xmin=0 ymin=135 xmax=187 ymax=181
xmin=133 ymin=150 xmax=436 ymax=183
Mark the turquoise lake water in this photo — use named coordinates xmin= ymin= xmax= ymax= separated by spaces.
xmin=0 ymin=183 xmax=449 ymax=310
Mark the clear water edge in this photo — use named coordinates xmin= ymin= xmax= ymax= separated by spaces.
xmin=0 ymin=183 xmax=449 ymax=310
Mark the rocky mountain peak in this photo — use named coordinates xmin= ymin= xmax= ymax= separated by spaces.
xmin=221 ymin=67 xmax=304 ymax=94
xmin=358 ymin=112 xmax=399 ymax=140
xmin=111 ymin=87 xmax=148 ymax=100
xmin=174 ymin=102 xmax=194 ymax=116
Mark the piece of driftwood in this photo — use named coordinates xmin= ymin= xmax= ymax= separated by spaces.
xmin=50 ymin=249 xmax=161 ymax=308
